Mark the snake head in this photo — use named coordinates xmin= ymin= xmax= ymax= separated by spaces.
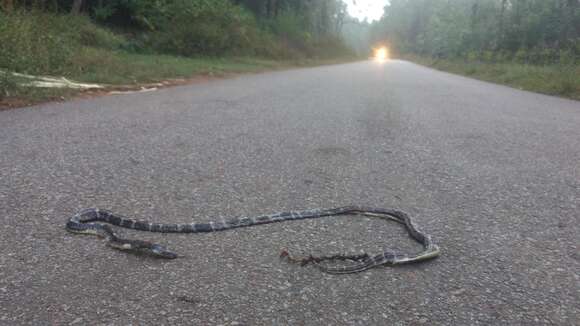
xmin=150 ymin=243 xmax=178 ymax=259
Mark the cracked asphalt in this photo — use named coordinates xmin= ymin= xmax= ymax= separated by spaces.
xmin=0 ymin=60 xmax=578 ymax=325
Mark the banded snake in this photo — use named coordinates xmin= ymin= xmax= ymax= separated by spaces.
xmin=66 ymin=206 xmax=440 ymax=274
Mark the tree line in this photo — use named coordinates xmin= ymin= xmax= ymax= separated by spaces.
xmin=0 ymin=0 xmax=352 ymax=58
xmin=234 ymin=0 xmax=348 ymax=35
xmin=1 ymin=0 xmax=347 ymax=36
xmin=371 ymin=0 xmax=580 ymax=64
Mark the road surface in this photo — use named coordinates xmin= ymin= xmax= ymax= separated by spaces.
xmin=0 ymin=61 xmax=578 ymax=325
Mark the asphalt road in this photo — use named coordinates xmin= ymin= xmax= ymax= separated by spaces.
xmin=0 ymin=60 xmax=578 ymax=325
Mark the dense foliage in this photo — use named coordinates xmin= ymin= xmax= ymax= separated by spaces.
xmin=0 ymin=10 xmax=124 ymax=75
xmin=0 ymin=0 xmax=353 ymax=59
xmin=371 ymin=0 xmax=580 ymax=64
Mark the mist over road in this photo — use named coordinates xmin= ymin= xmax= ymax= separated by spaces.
xmin=1 ymin=61 xmax=578 ymax=325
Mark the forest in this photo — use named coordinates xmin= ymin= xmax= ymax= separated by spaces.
xmin=371 ymin=0 xmax=580 ymax=64
xmin=361 ymin=0 xmax=579 ymax=99
xmin=0 ymin=0 xmax=356 ymax=103
xmin=0 ymin=0 xmax=353 ymax=59
xmin=1 ymin=0 xmax=579 ymax=103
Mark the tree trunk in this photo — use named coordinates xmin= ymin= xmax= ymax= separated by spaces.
xmin=566 ymin=0 xmax=580 ymax=40
xmin=71 ymin=0 xmax=83 ymax=14
xmin=496 ymin=0 xmax=508 ymax=51
xmin=2 ymin=0 xmax=14 ymax=12
xmin=266 ymin=0 xmax=277 ymax=18
xmin=470 ymin=2 xmax=478 ymax=27
xmin=499 ymin=0 xmax=507 ymax=34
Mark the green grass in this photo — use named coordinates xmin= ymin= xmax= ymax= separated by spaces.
xmin=1 ymin=49 xmax=355 ymax=108
xmin=67 ymin=51 xmax=292 ymax=84
xmin=404 ymin=55 xmax=580 ymax=100
xmin=0 ymin=53 xmax=284 ymax=107
xmin=0 ymin=10 xmax=356 ymax=108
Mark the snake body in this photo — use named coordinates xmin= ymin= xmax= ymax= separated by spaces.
xmin=66 ymin=206 xmax=440 ymax=274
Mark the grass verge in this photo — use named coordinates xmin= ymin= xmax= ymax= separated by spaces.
xmin=0 ymin=10 xmax=357 ymax=109
xmin=404 ymin=55 xmax=580 ymax=101
xmin=0 ymin=53 xmax=356 ymax=109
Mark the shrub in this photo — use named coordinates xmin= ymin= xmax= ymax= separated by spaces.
xmin=308 ymin=36 xmax=356 ymax=59
xmin=0 ymin=10 xmax=126 ymax=75
xmin=482 ymin=50 xmax=494 ymax=63
xmin=75 ymin=21 xmax=125 ymax=50
xmin=559 ymin=49 xmax=576 ymax=66
xmin=0 ymin=72 xmax=18 ymax=100
xmin=0 ymin=11 xmax=74 ymax=74
xmin=466 ymin=51 xmax=479 ymax=62
xmin=514 ymin=48 xmax=528 ymax=64
xmin=267 ymin=12 xmax=310 ymax=47
xmin=146 ymin=0 xmax=266 ymax=57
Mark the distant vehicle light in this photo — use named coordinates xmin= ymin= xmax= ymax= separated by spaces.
xmin=374 ymin=47 xmax=389 ymax=61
